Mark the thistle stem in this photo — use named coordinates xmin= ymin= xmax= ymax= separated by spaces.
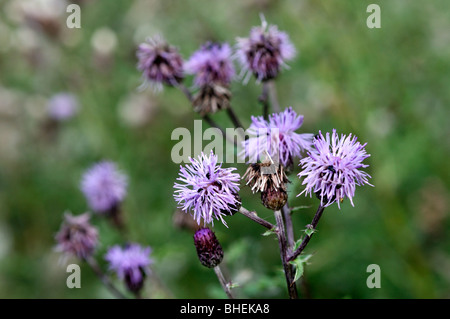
xmin=85 ymin=256 xmax=127 ymax=299
xmin=226 ymin=105 xmax=244 ymax=130
xmin=258 ymin=83 xmax=269 ymax=120
xmin=287 ymin=204 xmax=325 ymax=262
xmin=282 ymin=204 xmax=295 ymax=251
xmin=238 ymin=206 xmax=276 ymax=230
xmin=266 ymin=80 xmax=281 ymax=113
xmin=274 ymin=210 xmax=298 ymax=299
xmin=214 ymin=265 xmax=234 ymax=299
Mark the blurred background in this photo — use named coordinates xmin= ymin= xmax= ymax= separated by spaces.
xmin=0 ymin=0 xmax=449 ymax=298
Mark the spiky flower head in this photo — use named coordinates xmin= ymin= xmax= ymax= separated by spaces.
xmin=105 ymin=243 xmax=153 ymax=293
xmin=173 ymin=151 xmax=241 ymax=227
xmin=298 ymin=129 xmax=373 ymax=208
xmin=242 ymin=160 xmax=289 ymax=194
xmin=193 ymin=227 xmax=224 ymax=268
xmin=236 ymin=16 xmax=296 ymax=83
xmin=47 ymin=92 xmax=79 ymax=121
xmin=192 ymin=83 xmax=231 ymax=115
xmin=241 ymin=107 xmax=313 ymax=169
xmin=137 ymin=36 xmax=184 ymax=90
xmin=55 ymin=212 xmax=98 ymax=259
xmin=80 ymin=161 xmax=128 ymax=214
xmin=185 ymin=42 xmax=235 ymax=87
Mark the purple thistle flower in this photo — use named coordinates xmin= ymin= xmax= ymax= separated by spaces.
xmin=105 ymin=243 xmax=153 ymax=293
xmin=241 ymin=107 xmax=313 ymax=168
xmin=173 ymin=151 xmax=241 ymax=227
xmin=185 ymin=42 xmax=235 ymax=87
xmin=55 ymin=212 xmax=98 ymax=259
xmin=193 ymin=227 xmax=224 ymax=268
xmin=137 ymin=36 xmax=184 ymax=90
xmin=297 ymin=129 xmax=373 ymax=208
xmin=47 ymin=93 xmax=79 ymax=121
xmin=80 ymin=161 xmax=128 ymax=214
xmin=236 ymin=17 xmax=296 ymax=83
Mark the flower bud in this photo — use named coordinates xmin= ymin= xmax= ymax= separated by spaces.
xmin=192 ymin=84 xmax=231 ymax=115
xmin=261 ymin=187 xmax=287 ymax=211
xmin=193 ymin=228 xmax=224 ymax=268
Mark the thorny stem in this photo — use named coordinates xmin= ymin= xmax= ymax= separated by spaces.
xmin=85 ymin=256 xmax=127 ymax=299
xmin=274 ymin=210 xmax=298 ymax=299
xmin=226 ymin=105 xmax=244 ymax=130
xmin=238 ymin=206 xmax=276 ymax=230
xmin=214 ymin=265 xmax=234 ymax=299
xmin=282 ymin=204 xmax=295 ymax=251
xmin=287 ymin=204 xmax=325 ymax=262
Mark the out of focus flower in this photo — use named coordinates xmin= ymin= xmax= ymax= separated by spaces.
xmin=298 ymin=129 xmax=373 ymax=208
xmin=173 ymin=151 xmax=241 ymax=227
xmin=236 ymin=16 xmax=296 ymax=82
xmin=105 ymin=243 xmax=153 ymax=293
xmin=55 ymin=212 xmax=98 ymax=259
xmin=80 ymin=161 xmax=128 ymax=214
xmin=47 ymin=93 xmax=79 ymax=121
xmin=137 ymin=35 xmax=184 ymax=90
xmin=185 ymin=42 xmax=235 ymax=87
xmin=241 ymin=107 xmax=313 ymax=169
xmin=192 ymin=84 xmax=231 ymax=115
xmin=193 ymin=227 xmax=223 ymax=268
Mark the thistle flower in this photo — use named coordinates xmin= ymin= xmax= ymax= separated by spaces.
xmin=105 ymin=243 xmax=153 ymax=293
xmin=173 ymin=151 xmax=241 ymax=227
xmin=55 ymin=212 xmax=98 ymax=260
xmin=298 ymin=129 xmax=373 ymax=208
xmin=185 ymin=42 xmax=235 ymax=87
xmin=137 ymin=36 xmax=184 ymax=90
xmin=193 ymin=227 xmax=224 ymax=268
xmin=242 ymin=160 xmax=289 ymax=194
xmin=236 ymin=17 xmax=296 ymax=82
xmin=191 ymin=84 xmax=231 ymax=115
xmin=47 ymin=93 xmax=79 ymax=121
xmin=80 ymin=161 xmax=128 ymax=214
xmin=241 ymin=107 xmax=313 ymax=168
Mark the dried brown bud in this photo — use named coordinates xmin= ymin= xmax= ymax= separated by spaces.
xmin=261 ymin=187 xmax=288 ymax=211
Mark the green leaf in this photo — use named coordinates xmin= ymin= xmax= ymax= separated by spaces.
xmin=262 ymin=227 xmax=277 ymax=237
xmin=304 ymin=227 xmax=316 ymax=237
xmin=289 ymin=254 xmax=313 ymax=283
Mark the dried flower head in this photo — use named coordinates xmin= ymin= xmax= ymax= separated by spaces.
xmin=242 ymin=159 xmax=289 ymax=194
xmin=137 ymin=36 xmax=184 ymax=90
xmin=105 ymin=243 xmax=153 ymax=293
xmin=241 ymin=107 xmax=313 ymax=169
xmin=55 ymin=212 xmax=98 ymax=259
xmin=173 ymin=151 xmax=241 ymax=227
xmin=298 ymin=129 xmax=373 ymax=208
xmin=193 ymin=227 xmax=224 ymax=268
xmin=185 ymin=42 xmax=235 ymax=87
xmin=192 ymin=83 xmax=231 ymax=115
xmin=261 ymin=187 xmax=288 ymax=211
xmin=236 ymin=16 xmax=296 ymax=83
xmin=80 ymin=161 xmax=128 ymax=214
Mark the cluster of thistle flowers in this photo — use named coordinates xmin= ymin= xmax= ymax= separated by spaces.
xmin=135 ymin=16 xmax=374 ymax=279
xmin=55 ymin=162 xmax=153 ymax=297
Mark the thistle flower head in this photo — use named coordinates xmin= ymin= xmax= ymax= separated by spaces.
xmin=80 ymin=161 xmax=128 ymax=214
xmin=192 ymin=84 xmax=231 ymax=115
xmin=137 ymin=36 xmax=184 ymax=90
xmin=55 ymin=212 xmax=98 ymax=259
xmin=105 ymin=243 xmax=153 ymax=293
xmin=241 ymin=107 xmax=313 ymax=168
xmin=185 ymin=42 xmax=235 ymax=87
xmin=47 ymin=93 xmax=79 ymax=121
xmin=236 ymin=17 xmax=296 ymax=82
xmin=242 ymin=160 xmax=289 ymax=194
xmin=173 ymin=151 xmax=241 ymax=227
xmin=193 ymin=227 xmax=224 ymax=268
xmin=298 ymin=129 xmax=373 ymax=208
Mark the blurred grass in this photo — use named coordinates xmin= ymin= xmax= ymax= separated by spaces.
xmin=0 ymin=0 xmax=449 ymax=298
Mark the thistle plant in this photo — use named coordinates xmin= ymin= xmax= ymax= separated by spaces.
xmin=54 ymin=15 xmax=372 ymax=300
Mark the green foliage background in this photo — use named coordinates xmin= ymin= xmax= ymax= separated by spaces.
xmin=0 ymin=0 xmax=449 ymax=298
